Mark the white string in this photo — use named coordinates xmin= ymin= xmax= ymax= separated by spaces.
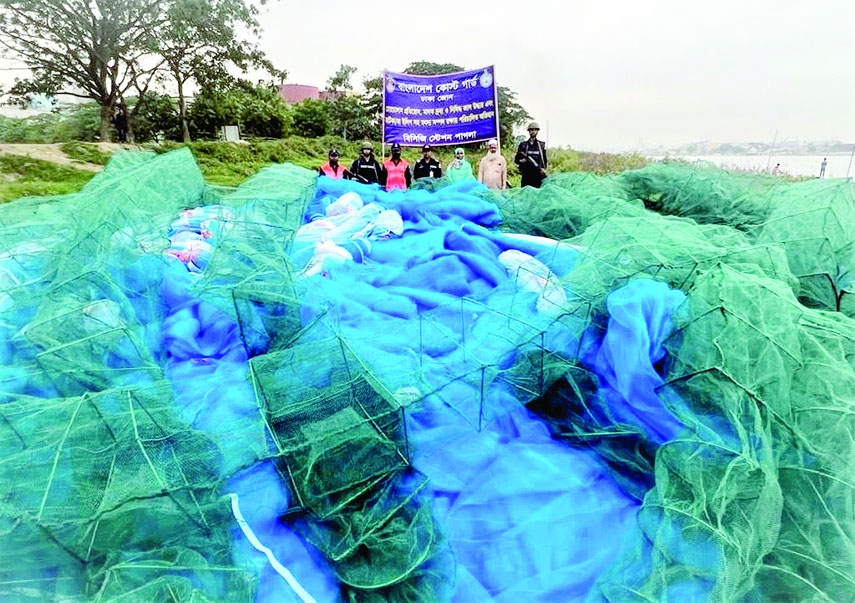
xmin=229 ymin=492 xmax=318 ymax=603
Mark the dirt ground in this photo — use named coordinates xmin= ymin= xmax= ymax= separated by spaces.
xmin=0 ymin=142 xmax=135 ymax=172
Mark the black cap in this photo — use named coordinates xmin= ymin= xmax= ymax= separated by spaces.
xmin=422 ymin=144 xmax=431 ymax=151
xmin=391 ymin=142 xmax=402 ymax=151
xmin=329 ymin=148 xmax=339 ymax=156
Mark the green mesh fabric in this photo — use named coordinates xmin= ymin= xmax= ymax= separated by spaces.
xmin=618 ymin=161 xmax=781 ymax=229
xmin=1 ymin=150 xmax=262 ymax=601
xmin=3 ymin=150 xmax=855 ymax=603
xmin=498 ymin=171 xmax=646 ymax=239
xmin=251 ymin=335 xmax=409 ymax=517
xmin=520 ymin=167 xmax=855 ymax=601
xmin=192 ymin=163 xmax=315 ymax=353
xmin=1 ymin=382 xmax=256 ymax=602
xmin=650 ymin=264 xmax=855 ymax=601
xmin=754 ymin=177 xmax=855 ymax=315
xmin=250 ymin=331 xmax=453 ymax=602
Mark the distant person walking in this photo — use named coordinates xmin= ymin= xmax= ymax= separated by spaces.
xmin=446 ymin=148 xmax=475 ymax=182
xmin=478 ymin=139 xmax=507 ymax=190
xmin=514 ymin=121 xmax=547 ymax=188
xmin=383 ymin=142 xmax=411 ymax=191
xmin=820 ymin=157 xmax=827 ymax=178
xmin=413 ymin=144 xmax=443 ymax=180
xmin=350 ymin=141 xmax=384 ymax=184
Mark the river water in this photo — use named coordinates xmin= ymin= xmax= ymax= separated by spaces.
xmin=653 ymin=153 xmax=855 ymax=179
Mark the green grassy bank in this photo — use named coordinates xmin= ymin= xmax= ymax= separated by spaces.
xmin=0 ymin=137 xmax=651 ymax=203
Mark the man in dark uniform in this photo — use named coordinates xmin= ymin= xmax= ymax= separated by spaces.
xmin=514 ymin=121 xmax=548 ymax=188
xmin=350 ymin=141 xmax=384 ymax=184
xmin=413 ymin=144 xmax=443 ymax=180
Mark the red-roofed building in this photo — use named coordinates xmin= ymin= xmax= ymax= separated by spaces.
xmin=277 ymin=84 xmax=345 ymax=104
xmin=277 ymin=84 xmax=320 ymax=104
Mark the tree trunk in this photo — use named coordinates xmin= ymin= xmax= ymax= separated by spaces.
xmin=177 ymin=78 xmax=191 ymax=142
xmin=100 ymin=102 xmax=113 ymax=142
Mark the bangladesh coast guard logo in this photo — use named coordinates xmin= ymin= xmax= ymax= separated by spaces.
xmin=479 ymin=69 xmax=493 ymax=88
xmin=386 ymin=77 xmax=397 ymax=93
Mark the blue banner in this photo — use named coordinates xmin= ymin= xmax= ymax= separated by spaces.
xmin=383 ymin=66 xmax=498 ymax=147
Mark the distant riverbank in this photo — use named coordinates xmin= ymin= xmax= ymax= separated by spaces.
xmin=654 ymin=153 xmax=855 ymax=179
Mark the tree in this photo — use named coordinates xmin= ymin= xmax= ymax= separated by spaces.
xmin=238 ymin=82 xmax=291 ymax=139
xmin=131 ymin=92 xmax=181 ymax=142
xmin=326 ymin=64 xmax=357 ymax=94
xmin=361 ymin=74 xmax=383 ymax=141
xmin=328 ymin=95 xmax=372 ymax=142
xmin=187 ymin=80 xmax=290 ymax=140
xmin=403 ymin=61 xmax=462 ymax=76
xmin=496 ymin=86 xmax=530 ymax=148
xmin=156 ymin=0 xmax=285 ymax=142
xmin=291 ymin=98 xmax=329 ymax=138
xmin=0 ymin=0 xmax=164 ymax=141
xmin=323 ymin=64 xmax=371 ymax=142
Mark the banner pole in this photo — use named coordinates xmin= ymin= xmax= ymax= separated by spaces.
xmin=381 ymin=70 xmax=387 ymax=158
xmin=492 ymin=65 xmax=500 ymax=149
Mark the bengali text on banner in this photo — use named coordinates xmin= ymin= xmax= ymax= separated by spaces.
xmin=383 ymin=66 xmax=498 ymax=147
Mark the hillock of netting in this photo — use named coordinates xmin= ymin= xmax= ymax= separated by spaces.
xmin=618 ymin=161 xmax=781 ymax=229
xmin=517 ymin=169 xmax=855 ymax=600
xmin=3 ymin=148 xmax=855 ymax=603
xmin=754 ymin=178 xmax=855 ymax=314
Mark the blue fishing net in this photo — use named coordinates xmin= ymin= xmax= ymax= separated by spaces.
xmin=2 ymin=148 xmax=854 ymax=602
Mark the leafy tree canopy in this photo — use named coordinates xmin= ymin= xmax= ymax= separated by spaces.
xmin=327 ymin=64 xmax=357 ymax=93
xmin=0 ymin=0 xmax=283 ymax=142
xmin=291 ymin=98 xmax=330 ymax=139
xmin=188 ymin=80 xmax=291 ymax=140
xmin=0 ymin=0 xmax=164 ymax=139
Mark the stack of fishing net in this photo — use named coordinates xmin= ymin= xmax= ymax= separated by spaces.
xmin=1 ymin=149 xmax=259 ymax=601
xmin=2 ymin=147 xmax=855 ymax=603
xmin=504 ymin=163 xmax=855 ymax=601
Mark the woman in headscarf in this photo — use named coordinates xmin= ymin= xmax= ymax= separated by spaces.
xmin=477 ymin=139 xmax=507 ymax=190
xmin=446 ymin=147 xmax=475 ymax=182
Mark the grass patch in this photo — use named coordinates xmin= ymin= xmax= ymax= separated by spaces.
xmin=0 ymin=137 xmax=654 ymax=203
xmin=0 ymin=153 xmax=95 ymax=203
xmin=59 ymin=141 xmax=112 ymax=165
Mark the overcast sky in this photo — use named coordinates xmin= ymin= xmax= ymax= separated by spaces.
xmin=0 ymin=1 xmax=851 ymax=151
xmin=258 ymin=0 xmax=854 ymax=151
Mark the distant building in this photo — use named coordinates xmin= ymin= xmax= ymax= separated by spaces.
xmin=277 ymin=84 xmax=345 ymax=104
xmin=277 ymin=84 xmax=320 ymax=104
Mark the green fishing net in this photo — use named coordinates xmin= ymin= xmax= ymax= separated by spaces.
xmin=2 ymin=146 xmax=855 ymax=603
xmin=520 ymin=168 xmax=855 ymax=601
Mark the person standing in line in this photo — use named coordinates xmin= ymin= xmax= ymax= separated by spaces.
xmin=318 ymin=148 xmax=350 ymax=179
xmin=820 ymin=157 xmax=828 ymax=178
xmin=514 ymin=121 xmax=548 ymax=188
xmin=383 ymin=142 xmax=412 ymax=191
xmin=446 ymin=148 xmax=475 ymax=182
xmin=413 ymin=144 xmax=443 ymax=179
xmin=113 ymin=107 xmax=128 ymax=143
xmin=478 ymin=139 xmax=507 ymax=190
xmin=350 ymin=141 xmax=385 ymax=184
